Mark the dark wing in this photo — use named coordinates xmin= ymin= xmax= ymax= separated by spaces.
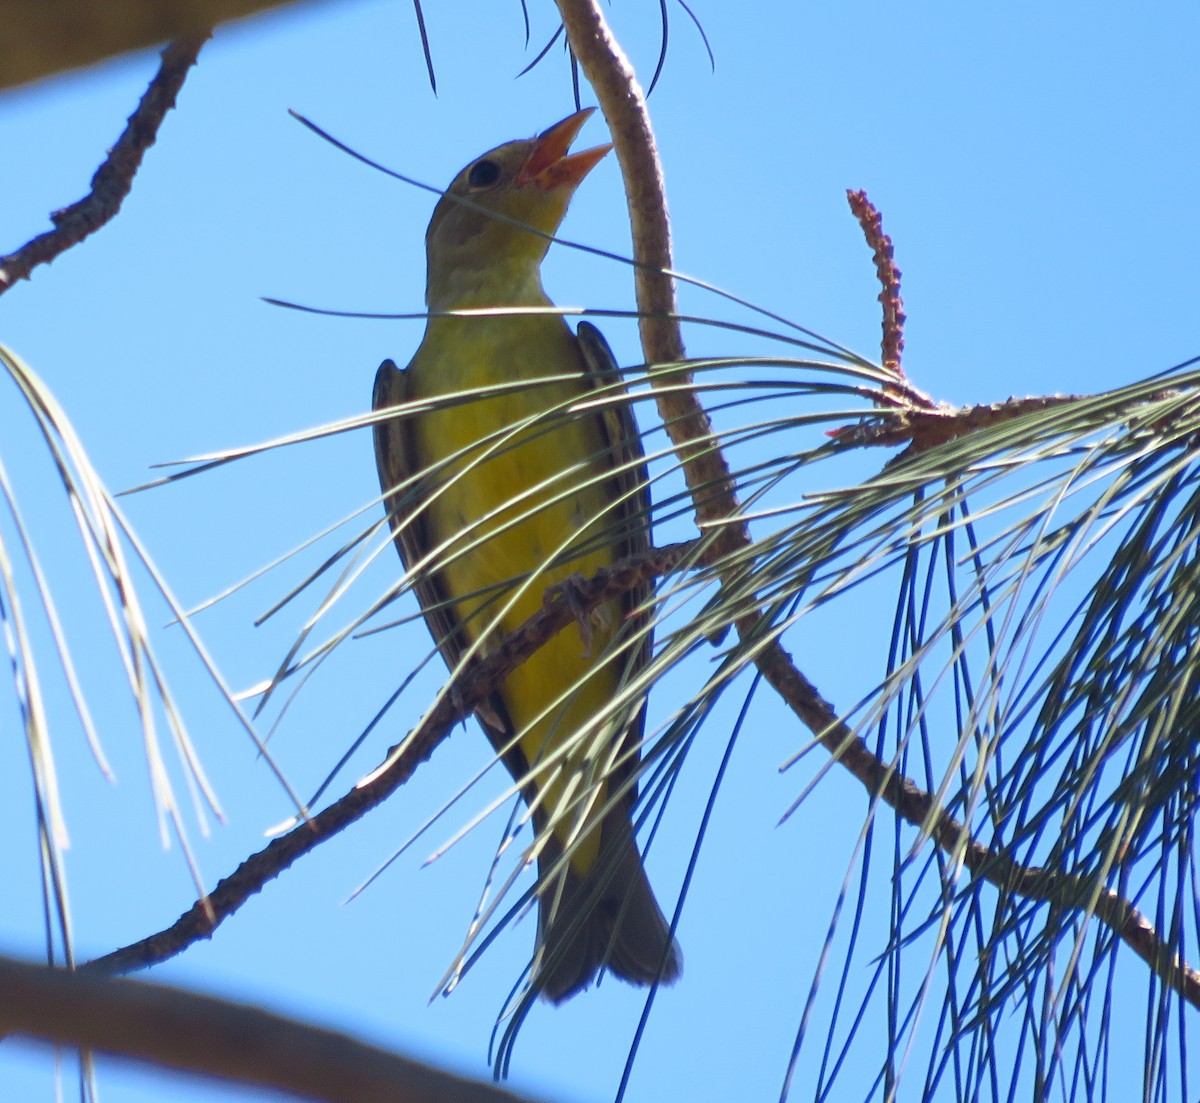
xmin=371 ymin=358 xmax=510 ymax=737
xmin=574 ymin=323 xmax=654 ymax=812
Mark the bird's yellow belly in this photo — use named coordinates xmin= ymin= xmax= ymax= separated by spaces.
xmin=415 ymin=320 xmax=622 ymax=871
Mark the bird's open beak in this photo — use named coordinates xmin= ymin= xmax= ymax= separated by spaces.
xmin=516 ymin=107 xmax=612 ymax=190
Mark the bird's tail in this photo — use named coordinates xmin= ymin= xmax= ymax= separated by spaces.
xmin=534 ymin=822 xmax=681 ymax=1003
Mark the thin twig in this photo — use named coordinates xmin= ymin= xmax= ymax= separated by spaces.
xmin=846 ymin=189 xmax=908 ymax=384
xmin=0 ymin=34 xmax=209 ymax=294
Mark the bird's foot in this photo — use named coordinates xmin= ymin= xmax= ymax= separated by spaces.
xmin=545 ymin=572 xmax=610 ymax=658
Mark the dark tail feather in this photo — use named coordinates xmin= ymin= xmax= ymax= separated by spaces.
xmin=534 ymin=825 xmax=682 ymax=1003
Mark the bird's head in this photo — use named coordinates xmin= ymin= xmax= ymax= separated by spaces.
xmin=424 ymin=108 xmax=611 ymax=309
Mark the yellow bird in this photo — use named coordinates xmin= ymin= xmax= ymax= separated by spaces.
xmin=372 ymin=109 xmax=681 ymax=1002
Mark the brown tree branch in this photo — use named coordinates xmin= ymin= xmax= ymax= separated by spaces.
xmin=84 ymin=522 xmax=1200 ymax=1010
xmin=825 ymin=392 xmax=1085 ymax=453
xmin=550 ymin=0 xmax=1200 ymax=1014
xmin=554 ymin=0 xmax=742 ymax=549
xmin=87 ymin=543 xmax=695 ymax=977
xmin=0 ymin=954 xmax=538 ymax=1103
xmin=756 ymin=661 xmax=1200 ymax=1006
xmin=0 ymin=34 xmax=209 ymax=294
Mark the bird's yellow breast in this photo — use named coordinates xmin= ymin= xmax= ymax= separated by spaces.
xmin=410 ymin=312 xmax=624 ymax=870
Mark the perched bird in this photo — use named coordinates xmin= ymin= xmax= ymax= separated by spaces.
xmin=372 ymin=109 xmax=681 ymax=1002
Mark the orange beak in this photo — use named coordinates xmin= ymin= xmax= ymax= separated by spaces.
xmin=515 ymin=107 xmax=612 ymax=190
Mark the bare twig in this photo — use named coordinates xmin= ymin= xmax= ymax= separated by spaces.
xmin=0 ymin=34 xmax=209 ymax=294
xmin=846 ymin=189 xmax=909 ymax=384
xmin=827 ymin=392 xmax=1085 ymax=453
xmin=0 ymin=954 xmax=536 ymax=1103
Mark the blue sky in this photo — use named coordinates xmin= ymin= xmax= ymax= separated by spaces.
xmin=1 ymin=2 xmax=1198 ymax=1100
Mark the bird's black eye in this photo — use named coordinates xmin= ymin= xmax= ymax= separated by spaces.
xmin=467 ymin=159 xmax=502 ymax=189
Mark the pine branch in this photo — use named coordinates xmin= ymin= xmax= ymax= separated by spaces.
xmin=553 ymin=0 xmax=1200 ymax=1015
